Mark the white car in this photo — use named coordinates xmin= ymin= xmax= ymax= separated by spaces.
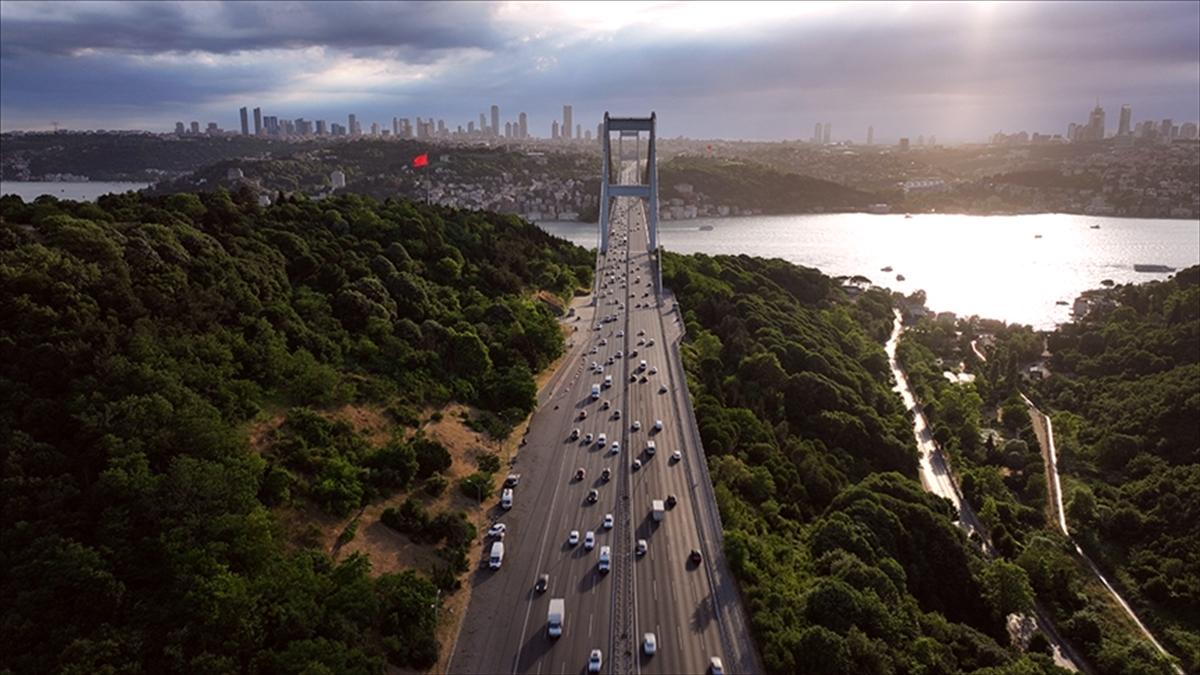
xmin=659 ymin=384 xmax=669 ymax=393
xmin=616 ymin=330 xmax=624 ymax=337
xmin=632 ymin=420 xmax=641 ymax=431
xmin=611 ymin=441 xmax=620 ymax=454
xmin=568 ymin=530 xmax=580 ymax=546
xmin=632 ymin=458 xmax=642 ymax=470
xmin=647 ymin=338 xmax=655 ymax=346
xmin=584 ymin=530 xmax=596 ymax=550
xmin=654 ymin=420 xmax=663 ymax=431
xmin=600 ymin=338 xmax=608 ymax=346
xmin=589 ymin=649 xmax=603 ymax=673
xmin=649 ymin=366 xmax=658 ymax=375
xmin=672 ymin=450 xmax=682 ymax=462
xmin=590 ymin=347 xmax=597 ymax=354
xmin=710 ymin=656 xmax=724 ymax=675
xmin=643 ymin=633 xmax=657 ymax=656
xmin=603 ymin=513 xmax=614 ymax=529
xmin=487 ymin=523 xmax=507 ymax=538
xmin=637 ymin=329 xmax=645 ymax=336
xmin=636 ymin=539 xmax=648 ymax=556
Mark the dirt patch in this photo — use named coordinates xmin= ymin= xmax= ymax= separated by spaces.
xmin=330 ymin=403 xmax=397 ymax=447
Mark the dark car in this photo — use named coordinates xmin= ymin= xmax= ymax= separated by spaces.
xmin=666 ymin=494 xmax=678 ymax=508
xmin=690 ymin=549 xmax=703 ymax=564
xmin=588 ymin=489 xmax=599 ymax=503
xmin=536 ymin=573 xmax=549 ymax=593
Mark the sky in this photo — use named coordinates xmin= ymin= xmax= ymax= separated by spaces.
xmin=1 ymin=1 xmax=1198 ymax=143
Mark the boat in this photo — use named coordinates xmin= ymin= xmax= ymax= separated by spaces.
xmin=904 ymin=214 xmax=912 ymax=219
xmin=1055 ymin=300 xmax=1068 ymax=306
xmin=1100 ymin=279 xmax=1114 ymax=286
xmin=698 ymin=225 xmax=714 ymax=231
xmin=896 ymin=274 xmax=906 ymax=281
xmin=881 ymin=266 xmax=893 ymax=272
xmin=1133 ymin=264 xmax=1175 ymax=273
xmin=1089 ymin=225 xmax=1101 ymax=229
xmin=1034 ymin=234 xmax=1043 ymax=239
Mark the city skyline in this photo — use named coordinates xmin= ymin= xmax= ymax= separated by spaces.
xmin=1 ymin=1 xmax=1198 ymax=142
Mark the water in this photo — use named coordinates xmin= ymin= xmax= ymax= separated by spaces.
xmin=539 ymin=213 xmax=1200 ymax=329
xmin=1 ymin=181 xmax=151 ymax=202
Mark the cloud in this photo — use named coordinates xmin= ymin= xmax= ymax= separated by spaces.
xmin=1 ymin=1 xmax=1197 ymax=140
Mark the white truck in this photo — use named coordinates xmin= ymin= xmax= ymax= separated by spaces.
xmin=547 ymin=598 xmax=565 ymax=638
xmin=652 ymin=499 xmax=665 ymax=522
xmin=591 ymin=384 xmax=601 ymax=400
xmin=489 ymin=541 xmax=505 ymax=569
xmin=646 ymin=440 xmax=656 ymax=456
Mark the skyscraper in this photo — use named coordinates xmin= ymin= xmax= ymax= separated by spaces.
xmin=563 ymin=105 xmax=573 ymax=140
xmin=813 ymin=123 xmax=822 ymax=144
xmin=576 ymin=124 xmax=581 ymax=140
xmin=505 ymin=121 xmax=512 ymax=138
xmin=175 ymin=121 xmax=185 ymax=135
xmin=552 ymin=120 xmax=560 ymax=140
xmin=1087 ymin=104 xmax=1105 ymax=141
xmin=253 ymin=107 xmax=262 ymax=135
xmin=822 ymin=122 xmax=831 ymax=145
xmin=867 ymin=125 xmax=874 ymax=145
xmin=239 ymin=107 xmax=249 ymax=136
xmin=491 ymin=105 xmax=500 ymax=138
xmin=349 ymin=114 xmax=359 ymax=136
xmin=1118 ymin=105 xmax=1132 ymax=136
xmin=190 ymin=121 xmax=200 ymax=134
xmin=316 ymin=120 xmax=327 ymax=136
xmin=519 ymin=112 xmax=528 ymax=138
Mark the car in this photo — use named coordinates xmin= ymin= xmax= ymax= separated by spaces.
xmin=600 ymin=338 xmax=608 ymax=346
xmin=588 ymin=649 xmax=603 ymax=673
xmin=649 ymin=366 xmax=658 ymax=375
xmin=504 ymin=473 xmax=521 ymax=487
xmin=654 ymin=419 xmax=663 ymax=431
xmin=690 ymin=549 xmax=703 ymax=564
xmin=610 ymin=441 xmax=620 ymax=454
xmin=571 ymin=428 xmax=580 ymax=440
xmin=579 ymin=410 xmax=588 ymax=420
xmin=638 ymin=360 xmax=647 ymax=371
xmin=588 ymin=489 xmax=599 ymax=503
xmin=659 ymin=384 xmax=669 ymax=393
xmin=636 ymin=539 xmax=648 ymax=556
xmin=632 ymin=420 xmax=641 ymax=431
xmin=667 ymin=494 xmax=678 ymax=508
xmin=630 ymin=373 xmax=638 ymax=382
xmin=584 ymin=433 xmax=594 ymax=443
xmin=590 ymin=347 xmax=597 ymax=354
xmin=615 ymin=350 xmax=623 ymax=358
xmin=616 ymin=330 xmax=624 ymax=337
xmin=672 ymin=450 xmax=682 ymax=462
xmin=603 ymin=513 xmax=614 ymax=529
xmin=632 ymin=459 xmax=642 ymax=470
xmin=602 ymin=399 xmax=610 ymax=410
xmin=487 ymin=523 xmax=507 ymax=538
xmin=643 ymin=633 xmax=657 ymax=655
xmin=613 ymin=409 xmax=621 ymax=420
xmin=637 ymin=338 xmax=645 ymax=345
xmin=630 ymin=349 xmax=639 ymax=357
xmin=536 ymin=573 xmax=549 ymax=593
xmin=637 ymin=329 xmax=645 ymax=336
xmin=598 ymin=546 xmax=611 ymax=573
xmin=597 ymin=433 xmax=607 ymax=446
xmin=607 ymin=356 xmax=614 ymax=365
xmin=568 ymin=530 xmax=580 ymax=546
xmin=709 ymin=656 xmax=724 ymax=675
xmin=584 ymin=530 xmax=596 ymax=550
xmin=647 ymin=338 xmax=655 ymax=346
xmin=601 ymin=467 xmax=611 ymax=482
xmin=575 ymin=468 xmax=586 ymax=480
xmin=640 ymin=375 xmax=648 ymax=383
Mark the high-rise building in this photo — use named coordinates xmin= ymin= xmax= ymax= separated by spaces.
xmin=1068 ymin=122 xmax=1078 ymax=141
xmin=563 ymin=105 xmax=573 ymax=140
xmin=822 ymin=122 xmax=831 ymax=145
xmin=866 ymin=126 xmax=873 ymax=145
xmin=552 ymin=120 xmax=560 ymax=140
xmin=1161 ymin=118 xmax=1173 ymax=139
xmin=240 ymin=107 xmax=249 ymax=135
xmin=597 ymin=122 xmax=603 ymax=141
xmin=491 ymin=105 xmax=500 ymax=138
xmin=371 ymin=122 xmax=380 ymax=136
xmin=576 ymin=123 xmax=581 ymax=140
xmin=813 ymin=122 xmax=822 ymax=144
xmin=316 ymin=120 xmax=327 ymax=136
xmin=898 ymin=137 xmax=910 ymax=151
xmin=253 ymin=107 xmax=262 ymax=135
xmin=1118 ymin=105 xmax=1132 ymax=136
xmin=1087 ymin=104 xmax=1105 ymax=141
xmin=190 ymin=121 xmax=200 ymax=134
xmin=505 ymin=121 xmax=512 ymax=138
xmin=175 ymin=121 xmax=185 ymax=135
xmin=207 ymin=122 xmax=219 ymax=135
xmin=519 ymin=112 xmax=528 ymax=138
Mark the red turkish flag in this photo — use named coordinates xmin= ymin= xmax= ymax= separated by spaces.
xmin=412 ymin=153 xmax=429 ymax=168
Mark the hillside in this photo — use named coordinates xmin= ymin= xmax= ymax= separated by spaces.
xmin=0 ymin=189 xmax=591 ymax=674
xmin=658 ymin=155 xmax=876 ymax=215
xmin=663 ymin=253 xmax=1068 ymax=674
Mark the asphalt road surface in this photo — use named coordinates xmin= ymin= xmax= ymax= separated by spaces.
xmin=449 ymin=169 xmax=754 ymax=674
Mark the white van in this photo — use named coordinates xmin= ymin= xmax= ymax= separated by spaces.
xmin=501 ymin=488 xmax=513 ymax=510
xmin=604 ymin=375 xmax=613 ymax=388
xmin=489 ymin=541 xmax=505 ymax=569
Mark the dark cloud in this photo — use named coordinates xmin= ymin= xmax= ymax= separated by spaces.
xmin=1 ymin=1 xmax=1196 ymax=140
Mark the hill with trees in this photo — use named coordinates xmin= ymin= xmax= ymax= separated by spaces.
xmin=663 ymin=253 xmax=1067 ymax=674
xmin=0 ymin=189 xmax=591 ymax=673
xmin=658 ymin=155 xmax=876 ymax=215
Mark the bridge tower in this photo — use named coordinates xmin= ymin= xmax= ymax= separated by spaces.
xmin=598 ymin=112 xmax=659 ymax=255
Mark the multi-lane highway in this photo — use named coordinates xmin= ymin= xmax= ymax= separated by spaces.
xmin=449 ymin=164 xmax=754 ymax=674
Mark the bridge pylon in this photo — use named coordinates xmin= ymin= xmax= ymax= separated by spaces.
xmin=598 ymin=112 xmax=658 ymax=255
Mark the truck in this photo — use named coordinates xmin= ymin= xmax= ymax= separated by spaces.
xmin=489 ymin=541 xmax=505 ymax=569
xmin=501 ymin=488 xmax=513 ymax=510
xmin=652 ymin=499 xmax=665 ymax=522
xmin=547 ymin=598 xmax=565 ymax=638
xmin=591 ymin=384 xmax=601 ymax=400
xmin=645 ymin=440 xmax=656 ymax=456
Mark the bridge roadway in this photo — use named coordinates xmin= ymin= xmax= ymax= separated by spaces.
xmin=448 ymin=195 xmax=751 ymax=673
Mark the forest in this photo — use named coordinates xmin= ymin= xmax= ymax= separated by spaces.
xmin=659 ymin=155 xmax=875 ymax=214
xmin=897 ymin=268 xmax=1198 ymax=673
xmin=662 ymin=252 xmax=1067 ymax=674
xmin=0 ymin=188 xmax=591 ymax=673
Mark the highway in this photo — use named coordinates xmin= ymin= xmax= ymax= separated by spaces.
xmin=448 ymin=162 xmax=752 ymax=674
